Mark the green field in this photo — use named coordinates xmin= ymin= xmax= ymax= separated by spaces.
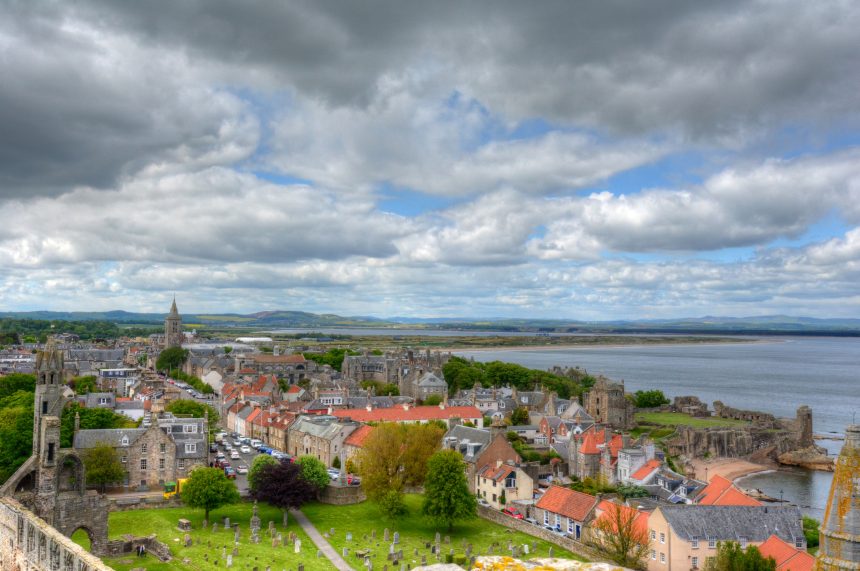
xmin=300 ymin=495 xmax=587 ymax=569
xmin=635 ymin=411 xmax=749 ymax=429
xmin=76 ymin=503 xmax=334 ymax=571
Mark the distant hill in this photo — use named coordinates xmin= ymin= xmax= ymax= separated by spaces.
xmin=0 ymin=310 xmax=857 ymax=335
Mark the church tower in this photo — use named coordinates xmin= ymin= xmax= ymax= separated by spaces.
xmin=815 ymin=424 xmax=860 ymax=571
xmin=164 ymin=297 xmax=183 ymax=349
xmin=32 ymin=342 xmax=66 ymax=518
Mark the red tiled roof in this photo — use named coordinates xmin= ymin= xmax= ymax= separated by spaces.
xmin=287 ymin=385 xmax=303 ymax=394
xmin=697 ymin=474 xmax=762 ymax=506
xmin=330 ymin=405 xmax=482 ymax=423
xmin=344 ymin=425 xmax=375 ymax=448
xmin=758 ymin=535 xmax=814 ymax=571
xmin=631 ymin=459 xmax=662 ymax=481
xmin=535 ymin=485 xmax=597 ymax=522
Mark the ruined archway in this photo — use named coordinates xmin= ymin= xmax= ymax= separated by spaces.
xmin=70 ymin=527 xmax=94 ymax=552
xmin=58 ymin=454 xmax=86 ymax=494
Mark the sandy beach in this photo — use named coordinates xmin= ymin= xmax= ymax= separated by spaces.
xmin=690 ymin=457 xmax=773 ymax=483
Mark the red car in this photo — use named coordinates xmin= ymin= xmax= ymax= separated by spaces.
xmin=224 ymin=467 xmax=236 ymax=479
xmin=502 ymin=507 xmax=524 ymax=519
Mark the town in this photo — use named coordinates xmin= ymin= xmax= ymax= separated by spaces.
xmin=0 ymin=301 xmax=856 ymax=571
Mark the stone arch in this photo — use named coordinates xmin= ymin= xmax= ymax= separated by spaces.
xmin=69 ymin=527 xmax=95 ymax=552
xmin=58 ymin=453 xmax=86 ymax=494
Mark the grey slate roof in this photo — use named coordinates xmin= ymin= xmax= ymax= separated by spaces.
xmin=443 ymin=425 xmax=492 ymax=462
xmin=551 ymin=441 xmax=569 ymax=458
xmin=416 ymin=372 xmax=447 ymax=387
xmin=74 ymin=428 xmax=146 ymax=449
xmin=659 ymin=505 xmax=804 ymax=543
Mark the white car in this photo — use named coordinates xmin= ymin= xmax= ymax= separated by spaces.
xmin=230 ymin=450 xmax=240 ymax=459
xmin=240 ymin=445 xmax=252 ymax=454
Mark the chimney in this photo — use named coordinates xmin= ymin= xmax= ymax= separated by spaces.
xmin=366 ymin=403 xmax=372 ymax=412
xmin=496 ymin=459 xmax=503 ymax=469
xmin=327 ymin=406 xmax=333 ymax=415
xmin=439 ymin=402 xmax=445 ymax=410
xmin=402 ymin=403 xmax=409 ymax=411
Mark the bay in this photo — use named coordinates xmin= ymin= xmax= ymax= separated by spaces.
xmin=456 ymin=336 xmax=860 ymax=518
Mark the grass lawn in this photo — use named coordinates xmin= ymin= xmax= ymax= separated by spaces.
xmin=74 ymin=503 xmax=335 ymax=571
xmin=301 ymin=495 xmax=587 ymax=570
xmin=635 ymin=411 xmax=749 ymax=429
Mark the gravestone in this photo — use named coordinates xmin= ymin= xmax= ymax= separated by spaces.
xmin=444 ymin=536 xmax=450 ymax=544
xmin=203 ymin=519 xmax=208 ymax=528
xmin=272 ymin=536 xmax=279 ymax=548
xmin=343 ymin=548 xmax=349 ymax=557
xmin=232 ymin=546 xmax=239 ymax=556
xmin=294 ymin=539 xmax=301 ymax=553
xmin=226 ymin=554 xmax=233 ymax=568
xmin=212 ymin=523 xmax=218 ymax=533
xmin=250 ymin=502 xmax=261 ymax=535
xmin=372 ymin=529 xmax=377 ymax=540
xmin=384 ymin=528 xmax=390 ymax=542
xmin=298 ymin=564 xmax=304 ymax=571
xmin=346 ymin=532 xmax=353 ymax=541
xmin=251 ymin=531 xmax=260 ymax=544
xmin=390 ymin=544 xmax=395 ymax=554
xmin=523 ymin=544 xmax=529 ymax=555
xmin=234 ymin=526 xmax=240 ymax=544
xmin=283 ymin=511 xmax=288 ymax=527
xmin=222 ymin=547 xmax=227 ymax=559
xmin=465 ymin=544 xmax=472 ymax=558
xmin=178 ymin=519 xmax=192 ymax=532
xmin=393 ymin=532 xmax=399 ymax=545
xmin=224 ymin=517 xmax=231 ymax=528
xmin=365 ymin=557 xmax=372 ymax=570
xmin=184 ymin=534 xmax=192 ymax=547
xmin=401 ymin=564 xmax=407 ymax=571
xmin=268 ymin=521 xmax=276 ymax=537
xmin=421 ymin=555 xmax=427 ymax=566
xmin=330 ymin=528 xmax=335 ymax=536
xmin=317 ymin=550 xmax=322 ymax=558
xmin=435 ymin=532 xmax=441 ymax=544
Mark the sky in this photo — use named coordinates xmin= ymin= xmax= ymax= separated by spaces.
xmin=1 ymin=1 xmax=859 ymax=320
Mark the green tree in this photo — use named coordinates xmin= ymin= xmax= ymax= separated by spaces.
xmin=69 ymin=375 xmax=97 ymax=394
xmin=379 ymin=489 xmax=409 ymax=519
xmin=0 ymin=373 xmax=36 ymax=399
xmin=0 ymin=395 xmax=34 ymax=483
xmin=422 ymin=449 xmax=476 ymax=531
xmin=402 ymin=423 xmax=445 ymax=487
xmin=248 ymin=454 xmax=278 ymax=493
xmin=510 ymin=406 xmax=530 ymax=426
xmin=156 ymin=347 xmax=189 ymax=372
xmin=423 ymin=394 xmax=442 ymax=406
xmin=297 ymin=456 xmax=330 ymax=491
xmin=332 ymin=456 xmax=341 ymax=469
xmin=164 ymin=399 xmax=220 ymax=437
xmin=634 ymin=390 xmax=670 ymax=408
xmin=181 ymin=467 xmax=241 ymax=523
xmin=704 ymin=542 xmax=776 ymax=571
xmin=60 ymin=403 xmax=136 ymax=447
xmin=802 ymin=517 xmax=820 ymax=549
xmin=223 ymin=346 xmax=233 ymax=354
xmin=83 ymin=443 xmax=125 ymax=492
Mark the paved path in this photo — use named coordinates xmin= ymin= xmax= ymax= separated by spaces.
xmin=291 ymin=509 xmax=355 ymax=571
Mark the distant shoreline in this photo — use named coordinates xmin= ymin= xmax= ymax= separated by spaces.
xmin=444 ymin=337 xmax=775 ymax=353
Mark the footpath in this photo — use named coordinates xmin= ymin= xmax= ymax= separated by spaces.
xmin=291 ymin=509 xmax=355 ymax=571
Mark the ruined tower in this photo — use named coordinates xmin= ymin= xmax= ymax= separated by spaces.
xmin=796 ymin=405 xmax=814 ymax=449
xmin=815 ymin=424 xmax=860 ymax=571
xmin=164 ymin=297 xmax=183 ymax=349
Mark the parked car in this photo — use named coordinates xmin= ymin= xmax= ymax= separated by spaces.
xmin=215 ymin=451 xmax=225 ymax=459
xmin=224 ymin=467 xmax=237 ymax=479
xmin=503 ymin=507 xmax=524 ymax=519
xmin=477 ymin=498 xmax=490 ymax=507
xmin=230 ymin=450 xmax=240 ymax=459
xmin=209 ymin=445 xmax=218 ymax=453
xmin=240 ymin=445 xmax=252 ymax=454
xmin=236 ymin=464 xmax=248 ymax=475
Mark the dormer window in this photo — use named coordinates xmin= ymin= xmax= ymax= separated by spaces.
xmin=121 ymin=436 xmax=129 ymax=446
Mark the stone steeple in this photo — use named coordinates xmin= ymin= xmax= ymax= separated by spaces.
xmin=164 ymin=296 xmax=183 ymax=349
xmin=815 ymin=424 xmax=860 ymax=571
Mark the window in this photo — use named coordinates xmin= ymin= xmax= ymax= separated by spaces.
xmin=121 ymin=436 xmax=129 ymax=446
xmin=178 ymin=459 xmax=185 ymax=469
xmin=184 ymin=425 xmax=197 ymax=433
xmin=42 ymin=401 xmax=48 ymax=414
xmin=692 ymin=557 xmax=699 ymax=568
xmin=651 ymin=530 xmax=656 ymax=540
xmin=47 ymin=443 xmax=55 ymax=462
xmin=739 ymin=537 xmax=748 ymax=549
xmin=160 ymin=443 xmax=166 ymax=453
xmin=98 ymin=397 xmax=109 ymax=405
xmin=795 ymin=538 xmax=803 ymax=549
xmin=492 ymin=494 xmax=496 ymax=502
xmin=651 ymin=550 xmax=656 ymax=560
xmin=159 ymin=458 xmax=165 ymax=470
xmin=544 ymin=512 xmax=549 ymax=525
xmin=555 ymin=514 xmax=560 ymax=528
xmin=692 ymin=536 xmax=699 ymax=549
xmin=141 ymin=443 xmax=148 ymax=453
xmin=185 ymin=443 xmax=197 ymax=454
xmin=660 ymin=553 xmax=665 ymax=564
xmin=140 ymin=459 xmax=147 ymax=470
xmin=660 ymin=532 xmax=666 ymax=544
xmin=567 ymin=518 xmax=574 ymax=533
xmin=708 ymin=537 xmax=716 ymax=549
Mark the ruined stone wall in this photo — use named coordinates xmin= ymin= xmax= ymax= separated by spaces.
xmin=713 ymin=401 xmax=777 ymax=425
xmin=665 ymin=425 xmax=801 ymax=459
xmin=0 ymin=497 xmax=112 ymax=571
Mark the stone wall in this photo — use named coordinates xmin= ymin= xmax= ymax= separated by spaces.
xmin=318 ymin=483 xmax=366 ymax=505
xmin=477 ymin=505 xmax=601 ymax=561
xmin=107 ymin=495 xmax=185 ymax=512
xmin=0 ymin=496 xmax=112 ymax=571
xmin=104 ymin=534 xmax=172 ymax=561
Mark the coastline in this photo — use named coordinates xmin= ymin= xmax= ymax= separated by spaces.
xmin=446 ymin=337 xmax=776 ymax=353
xmin=690 ymin=457 xmax=774 ymax=483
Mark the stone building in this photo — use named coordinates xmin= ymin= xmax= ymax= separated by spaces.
xmin=0 ymin=344 xmax=110 ymax=554
xmin=583 ymin=377 xmax=634 ymax=430
xmin=287 ymin=415 xmax=359 ymax=467
xmin=443 ymin=424 xmax=521 ymax=492
xmin=475 ymin=460 xmax=534 ymax=510
xmin=73 ymin=413 xmax=207 ymax=489
xmin=815 ymin=424 xmax=860 ymax=571
xmin=164 ymin=298 xmax=183 ymax=349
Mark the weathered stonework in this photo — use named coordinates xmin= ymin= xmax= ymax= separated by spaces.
xmin=815 ymin=424 xmax=860 ymax=571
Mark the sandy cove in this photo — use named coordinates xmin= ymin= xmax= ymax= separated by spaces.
xmin=690 ymin=457 xmax=774 ymax=483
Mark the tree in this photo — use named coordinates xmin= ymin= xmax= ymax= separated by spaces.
xmin=379 ymin=489 xmax=409 ymax=519
xmin=181 ymin=467 xmax=240 ymax=523
xmin=423 ymin=394 xmax=442 ymax=406
xmin=248 ymin=454 xmax=278 ymax=492
xmin=156 ymin=347 xmax=189 ymax=372
xmin=401 ymin=423 xmax=445 ymax=487
xmin=634 ymin=390 xmax=670 ymax=408
xmin=332 ymin=456 xmax=341 ymax=469
xmin=704 ymin=542 xmax=776 ymax=571
xmin=802 ymin=516 xmax=820 ymax=549
xmin=250 ymin=459 xmax=317 ymax=511
xmin=589 ymin=501 xmax=650 ymax=569
xmin=69 ymin=375 xmax=98 ymax=394
xmin=0 ymin=395 xmax=34 ymax=483
xmin=60 ymin=403 xmax=136 ymax=447
xmin=0 ymin=373 xmax=36 ymax=399
xmin=164 ymin=400 xmax=220 ymax=437
xmin=510 ymin=406 xmax=530 ymax=426
xmin=297 ymin=456 xmax=330 ymax=491
xmin=422 ymin=449 xmax=476 ymax=531
xmin=83 ymin=443 xmax=125 ymax=492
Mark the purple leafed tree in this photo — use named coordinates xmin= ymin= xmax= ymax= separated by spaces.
xmin=250 ymin=459 xmax=318 ymax=511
